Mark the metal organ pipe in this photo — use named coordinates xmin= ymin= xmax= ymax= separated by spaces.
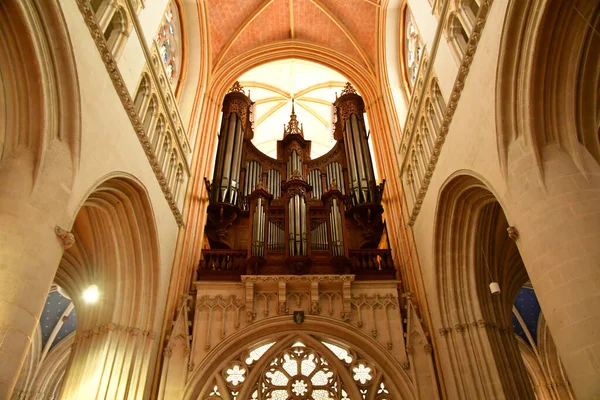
xmin=230 ymin=117 xmax=244 ymax=205
xmin=211 ymin=89 xmax=252 ymax=205
xmin=251 ymin=198 xmax=265 ymax=257
xmin=343 ymin=120 xmax=359 ymax=204
xmin=334 ymin=86 xmax=376 ymax=206
xmin=329 ymin=198 xmax=344 ymax=257
xmin=308 ymin=169 xmax=322 ymax=199
xmin=288 ymin=193 xmax=307 ymax=256
xmin=221 ymin=113 xmax=238 ymax=202
xmin=244 ymin=161 xmax=262 ymax=196
xmin=267 ymin=169 xmax=281 ymax=198
xmin=287 ymin=150 xmax=302 ymax=178
xmin=326 ymin=162 xmax=345 ymax=194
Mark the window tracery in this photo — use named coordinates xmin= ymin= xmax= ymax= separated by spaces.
xmin=210 ymin=337 xmax=389 ymax=400
xmin=155 ymin=2 xmax=182 ymax=89
xmin=404 ymin=9 xmax=423 ymax=93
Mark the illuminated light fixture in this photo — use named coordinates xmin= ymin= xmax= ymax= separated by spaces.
xmin=83 ymin=285 xmax=100 ymax=303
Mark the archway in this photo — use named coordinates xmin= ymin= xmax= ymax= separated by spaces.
xmin=183 ymin=318 xmax=416 ymax=399
xmin=52 ymin=176 xmax=160 ymax=399
xmin=434 ymin=174 xmax=533 ymax=398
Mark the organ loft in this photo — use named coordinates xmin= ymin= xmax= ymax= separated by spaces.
xmin=201 ymin=82 xmax=392 ymax=280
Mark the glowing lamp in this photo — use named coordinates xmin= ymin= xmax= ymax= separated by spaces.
xmin=83 ymin=285 xmax=100 ymax=303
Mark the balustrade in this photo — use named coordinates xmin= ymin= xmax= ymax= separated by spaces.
xmin=398 ymin=0 xmax=492 ymax=226
xmin=76 ymin=0 xmax=192 ymax=224
xmin=197 ymin=250 xmax=248 ymax=279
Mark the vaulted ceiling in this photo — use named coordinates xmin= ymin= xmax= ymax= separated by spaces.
xmin=204 ymin=0 xmax=380 ymax=72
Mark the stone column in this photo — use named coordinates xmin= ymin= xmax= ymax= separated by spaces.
xmin=0 ymin=158 xmax=71 ymax=397
xmin=507 ymin=144 xmax=600 ymax=398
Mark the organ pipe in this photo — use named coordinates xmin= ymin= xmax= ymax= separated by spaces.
xmin=334 ymin=83 xmax=376 ymax=205
xmin=210 ymin=87 xmax=253 ymax=205
xmin=204 ymin=81 xmax=387 ymax=266
xmin=329 ymin=198 xmax=344 ymax=257
xmin=251 ymin=198 xmax=265 ymax=257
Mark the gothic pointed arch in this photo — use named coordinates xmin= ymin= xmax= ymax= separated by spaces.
xmin=496 ymin=0 xmax=600 ymax=178
xmin=183 ymin=318 xmax=416 ymax=399
xmin=433 ymin=172 xmax=534 ymax=399
xmin=53 ymin=174 xmax=160 ymax=398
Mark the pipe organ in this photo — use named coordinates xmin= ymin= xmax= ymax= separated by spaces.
xmin=202 ymin=82 xmax=391 ymax=278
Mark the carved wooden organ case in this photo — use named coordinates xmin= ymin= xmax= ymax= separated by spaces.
xmin=201 ymin=82 xmax=392 ymax=280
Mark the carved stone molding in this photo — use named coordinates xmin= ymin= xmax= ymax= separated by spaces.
xmin=424 ymin=343 xmax=433 ymax=354
xmin=507 ymin=226 xmax=519 ymax=241
xmin=405 ymin=0 xmax=494 ymax=226
xmin=54 ymin=226 xmax=75 ymax=249
xmin=241 ymin=274 xmax=355 ymax=283
xmin=74 ymin=0 xmax=184 ymax=226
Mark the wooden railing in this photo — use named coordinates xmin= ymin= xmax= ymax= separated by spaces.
xmin=197 ymin=248 xmax=397 ymax=280
xmin=348 ymin=249 xmax=394 ymax=278
xmin=197 ymin=250 xmax=248 ymax=279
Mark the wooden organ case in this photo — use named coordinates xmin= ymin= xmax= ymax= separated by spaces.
xmin=200 ymin=82 xmax=392 ymax=280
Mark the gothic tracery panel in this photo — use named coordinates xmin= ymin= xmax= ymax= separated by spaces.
xmin=207 ymin=337 xmax=392 ymax=400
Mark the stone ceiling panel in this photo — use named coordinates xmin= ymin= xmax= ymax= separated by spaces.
xmin=205 ymin=0 xmax=378 ymax=72
xmin=206 ymin=0 xmax=265 ymax=65
xmin=293 ymin=0 xmax=365 ymax=66
xmin=317 ymin=0 xmax=378 ymax=65
xmin=222 ymin=0 xmax=291 ymax=66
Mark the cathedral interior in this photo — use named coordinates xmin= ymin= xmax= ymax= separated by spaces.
xmin=1 ymin=0 xmax=598 ymax=399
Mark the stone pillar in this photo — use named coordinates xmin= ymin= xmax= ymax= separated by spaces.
xmin=0 ymin=158 xmax=71 ymax=397
xmin=507 ymin=144 xmax=600 ymax=397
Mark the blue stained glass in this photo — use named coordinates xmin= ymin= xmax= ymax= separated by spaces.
xmin=155 ymin=2 xmax=181 ymax=86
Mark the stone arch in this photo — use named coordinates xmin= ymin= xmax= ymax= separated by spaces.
xmin=54 ymin=174 xmax=160 ymax=398
xmin=0 ymin=0 xmax=80 ymax=178
xmin=496 ymin=0 xmax=600 ymax=177
xmin=104 ymin=5 xmax=129 ymax=59
xmin=434 ymin=172 xmax=534 ymax=399
xmin=26 ymin=333 xmax=74 ymax=399
xmin=183 ymin=317 xmax=416 ymax=400
xmin=445 ymin=11 xmax=468 ymax=60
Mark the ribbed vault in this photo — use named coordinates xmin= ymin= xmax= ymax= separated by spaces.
xmin=204 ymin=0 xmax=379 ymax=72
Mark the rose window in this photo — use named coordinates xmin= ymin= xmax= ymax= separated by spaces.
xmin=257 ymin=341 xmax=336 ymax=399
xmin=211 ymin=337 xmax=392 ymax=400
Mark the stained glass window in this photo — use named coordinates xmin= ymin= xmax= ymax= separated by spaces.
xmin=245 ymin=341 xmax=276 ymax=365
xmin=405 ymin=9 xmax=423 ymax=92
xmin=218 ymin=337 xmax=389 ymax=399
xmin=155 ymin=2 xmax=182 ymax=89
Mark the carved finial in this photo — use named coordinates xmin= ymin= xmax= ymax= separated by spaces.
xmin=55 ymin=226 xmax=75 ymax=249
xmin=424 ymin=343 xmax=433 ymax=354
xmin=283 ymin=100 xmax=304 ymax=136
xmin=507 ymin=226 xmax=519 ymax=241
xmin=330 ymin=178 xmax=338 ymax=190
xmin=228 ymin=81 xmax=245 ymax=94
xmin=340 ymin=82 xmax=357 ymax=96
